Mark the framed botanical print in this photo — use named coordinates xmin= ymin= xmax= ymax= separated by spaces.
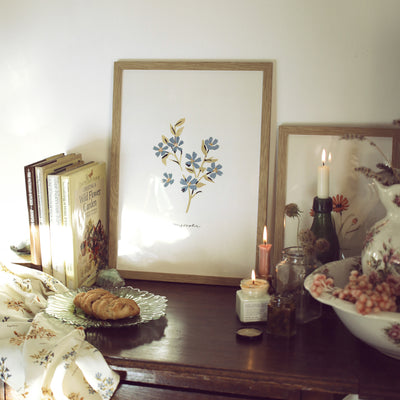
xmin=109 ymin=61 xmax=273 ymax=285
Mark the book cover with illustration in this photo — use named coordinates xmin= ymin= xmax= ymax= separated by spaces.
xmin=61 ymin=161 xmax=108 ymax=289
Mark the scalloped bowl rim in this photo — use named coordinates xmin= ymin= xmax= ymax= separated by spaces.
xmin=304 ymin=257 xmax=400 ymax=323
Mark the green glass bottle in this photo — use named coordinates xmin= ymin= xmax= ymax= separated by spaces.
xmin=310 ymin=196 xmax=340 ymax=264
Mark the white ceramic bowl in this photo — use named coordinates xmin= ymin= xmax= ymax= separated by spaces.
xmin=304 ymin=257 xmax=400 ymax=360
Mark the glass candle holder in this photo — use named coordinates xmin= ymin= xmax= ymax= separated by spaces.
xmin=236 ymin=278 xmax=270 ymax=323
xmin=240 ymin=278 xmax=269 ymax=297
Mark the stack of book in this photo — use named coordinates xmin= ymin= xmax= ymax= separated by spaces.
xmin=24 ymin=153 xmax=108 ymax=289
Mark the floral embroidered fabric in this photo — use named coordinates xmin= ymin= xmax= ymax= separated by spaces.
xmin=0 ymin=262 xmax=119 ymax=399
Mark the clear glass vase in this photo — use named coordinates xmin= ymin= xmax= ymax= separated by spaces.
xmin=275 ymin=246 xmax=322 ymax=324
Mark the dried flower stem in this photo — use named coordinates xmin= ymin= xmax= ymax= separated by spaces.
xmin=284 ymin=203 xmax=302 ymax=248
xmin=340 ymin=134 xmax=400 ymax=186
xmin=340 ymin=134 xmax=391 ymax=167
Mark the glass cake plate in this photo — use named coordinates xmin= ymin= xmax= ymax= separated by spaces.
xmin=45 ymin=286 xmax=168 ymax=328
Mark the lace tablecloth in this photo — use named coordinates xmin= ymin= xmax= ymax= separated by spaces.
xmin=0 ymin=262 xmax=120 ymax=399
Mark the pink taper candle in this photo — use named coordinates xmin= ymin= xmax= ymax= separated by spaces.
xmin=258 ymin=226 xmax=272 ymax=278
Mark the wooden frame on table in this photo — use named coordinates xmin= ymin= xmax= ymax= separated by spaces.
xmin=109 ymin=61 xmax=273 ymax=285
xmin=272 ymin=125 xmax=400 ymax=266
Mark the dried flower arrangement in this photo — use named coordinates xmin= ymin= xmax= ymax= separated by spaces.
xmin=284 ymin=203 xmax=329 ymax=258
xmin=339 ymin=133 xmax=400 ymax=186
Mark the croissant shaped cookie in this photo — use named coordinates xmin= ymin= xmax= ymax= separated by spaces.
xmin=73 ymin=288 xmax=140 ymax=320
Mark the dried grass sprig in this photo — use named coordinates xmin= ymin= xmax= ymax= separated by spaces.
xmin=340 ymin=134 xmax=400 ymax=186
xmin=340 ymin=134 xmax=391 ymax=167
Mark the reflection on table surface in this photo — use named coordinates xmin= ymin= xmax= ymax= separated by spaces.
xmin=85 ymin=316 xmax=168 ymax=353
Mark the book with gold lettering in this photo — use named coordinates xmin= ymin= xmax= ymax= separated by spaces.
xmin=61 ymin=161 xmax=108 ymax=289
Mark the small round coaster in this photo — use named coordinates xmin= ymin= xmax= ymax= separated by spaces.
xmin=236 ymin=327 xmax=263 ymax=340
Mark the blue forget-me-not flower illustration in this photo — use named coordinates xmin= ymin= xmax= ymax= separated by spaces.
xmin=153 ymin=118 xmax=223 ymax=213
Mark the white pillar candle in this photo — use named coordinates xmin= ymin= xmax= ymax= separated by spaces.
xmin=317 ymin=148 xmax=329 ymax=199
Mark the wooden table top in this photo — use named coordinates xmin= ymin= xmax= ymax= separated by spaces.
xmin=85 ymin=280 xmax=400 ymax=399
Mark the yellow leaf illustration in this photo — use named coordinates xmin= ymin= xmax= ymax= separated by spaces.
xmin=162 ymin=135 xmax=169 ymax=144
xmin=176 ymin=127 xmax=184 ymax=136
xmin=170 ymin=124 xmax=176 ymax=136
xmin=196 ymin=182 xmax=206 ymax=188
xmin=201 ymin=140 xmax=207 ymax=156
xmin=162 ymin=154 xmax=169 ymax=166
xmin=204 ymin=175 xmax=214 ymax=183
xmin=175 ymin=118 xmax=186 ymax=127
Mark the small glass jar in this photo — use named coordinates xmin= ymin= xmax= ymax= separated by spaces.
xmin=266 ymin=294 xmax=296 ymax=337
xmin=274 ymin=246 xmax=322 ymax=324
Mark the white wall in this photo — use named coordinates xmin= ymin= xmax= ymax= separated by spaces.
xmin=1 ymin=0 xmax=399 ymax=260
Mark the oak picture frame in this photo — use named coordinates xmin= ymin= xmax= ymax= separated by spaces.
xmin=109 ymin=60 xmax=273 ymax=285
xmin=272 ymin=125 xmax=400 ymax=266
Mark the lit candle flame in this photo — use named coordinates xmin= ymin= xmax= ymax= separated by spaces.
xmin=251 ymin=269 xmax=256 ymax=283
xmin=328 ymin=152 xmax=332 ymax=163
xmin=263 ymin=225 xmax=267 ymax=244
xmin=321 ymin=148 xmax=326 ymax=166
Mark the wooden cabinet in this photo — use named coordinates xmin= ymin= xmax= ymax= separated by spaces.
xmin=2 ymin=280 xmax=400 ymax=399
xmin=98 ymin=281 xmax=400 ymax=400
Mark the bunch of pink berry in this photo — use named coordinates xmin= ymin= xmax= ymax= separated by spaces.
xmin=309 ymin=273 xmax=334 ymax=297
xmin=332 ymin=270 xmax=398 ymax=315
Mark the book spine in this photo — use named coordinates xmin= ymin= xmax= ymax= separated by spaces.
xmin=36 ymin=167 xmax=52 ymax=275
xmin=36 ymin=154 xmax=82 ymax=276
xmin=24 ymin=166 xmax=42 ymax=265
xmin=62 ymin=176 xmax=76 ymax=289
xmin=47 ymin=174 xmax=66 ymax=284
